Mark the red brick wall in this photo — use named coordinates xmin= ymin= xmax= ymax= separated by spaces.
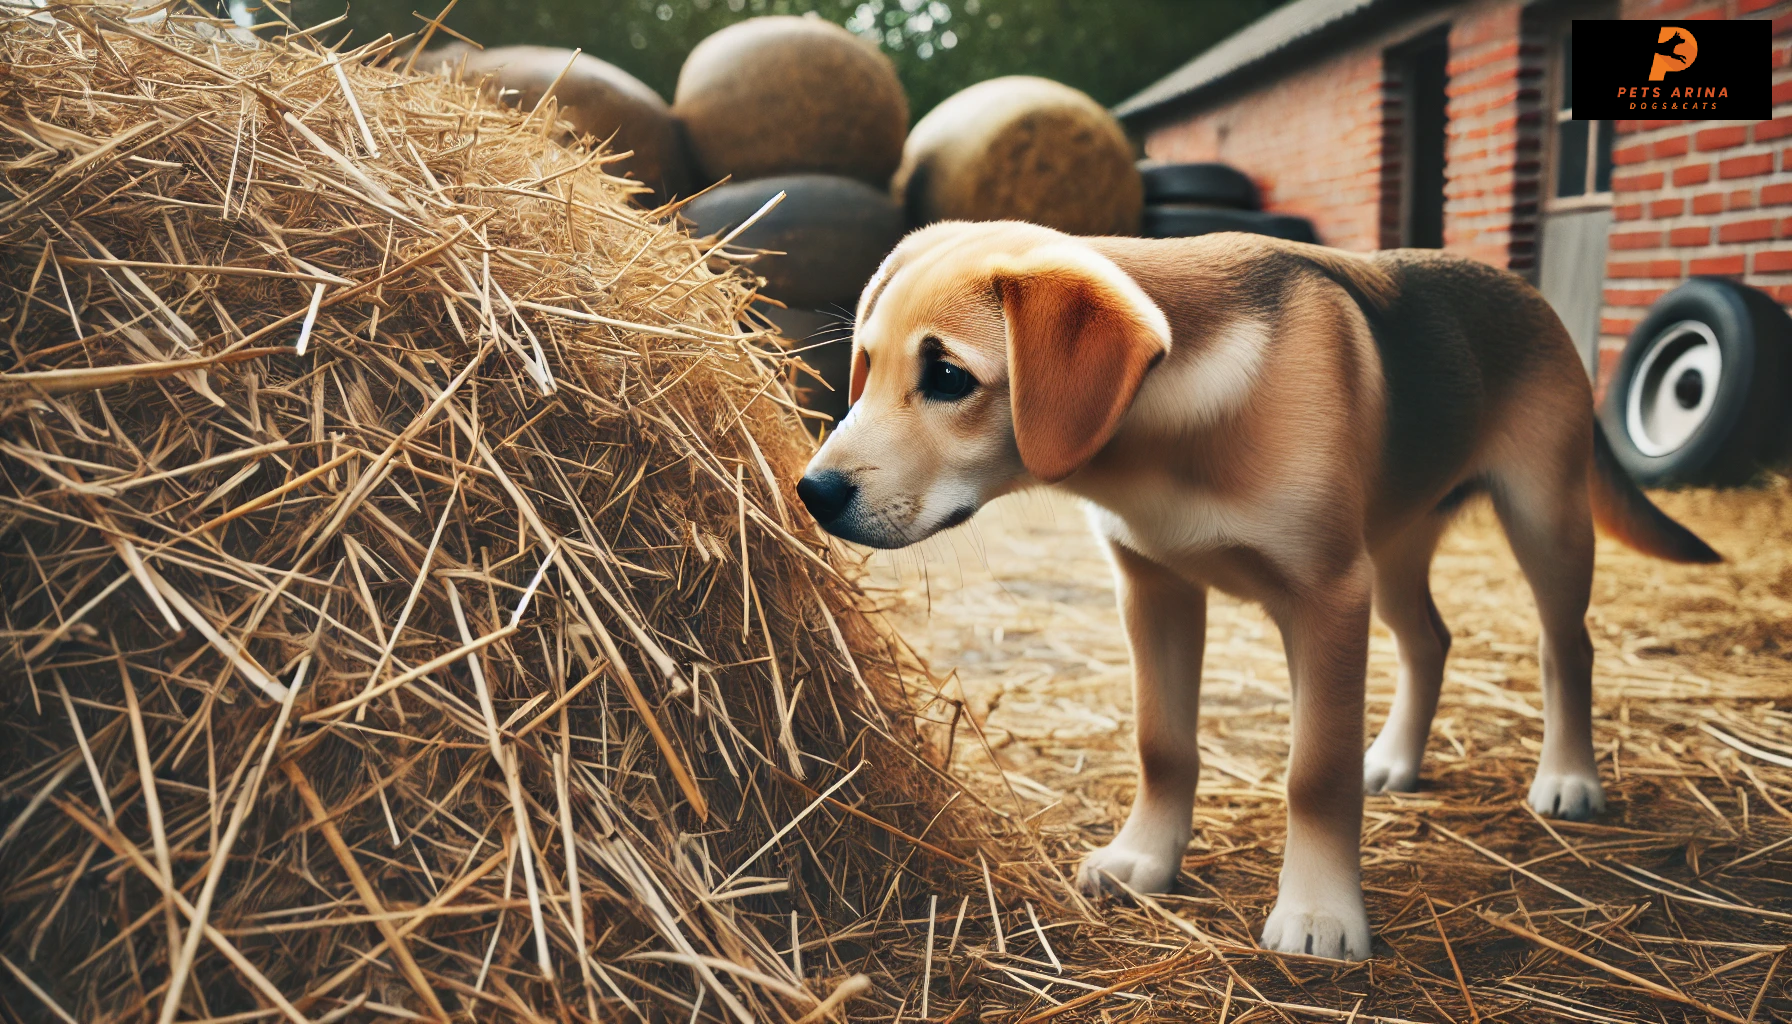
xmin=1598 ymin=0 xmax=1792 ymax=384
xmin=1140 ymin=45 xmax=1389 ymax=252
xmin=1444 ymin=6 xmax=1531 ymax=269
xmin=1140 ymin=4 xmax=1532 ymax=264
xmin=1137 ymin=0 xmax=1790 ymax=395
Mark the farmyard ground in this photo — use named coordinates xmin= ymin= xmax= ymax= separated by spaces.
xmin=867 ymin=481 xmax=1792 ymax=1023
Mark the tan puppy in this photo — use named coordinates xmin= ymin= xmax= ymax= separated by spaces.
xmin=796 ymin=221 xmax=1719 ymax=959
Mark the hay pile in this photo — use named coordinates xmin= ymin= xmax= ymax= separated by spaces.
xmin=0 ymin=4 xmax=1023 ymax=1020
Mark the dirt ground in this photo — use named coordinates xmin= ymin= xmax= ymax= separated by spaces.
xmin=863 ymin=480 xmax=1792 ymax=1023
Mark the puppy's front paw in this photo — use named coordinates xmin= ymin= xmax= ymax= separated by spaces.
xmin=1529 ymin=769 xmax=1605 ymax=820
xmin=1075 ymin=836 xmax=1182 ymax=896
xmin=1261 ymin=891 xmax=1371 ymax=961
xmin=1362 ymin=739 xmax=1422 ymax=794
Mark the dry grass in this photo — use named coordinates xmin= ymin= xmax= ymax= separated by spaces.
xmin=0 ymin=5 xmax=1023 ymax=1021
xmin=868 ymin=482 xmax=1792 ymax=1022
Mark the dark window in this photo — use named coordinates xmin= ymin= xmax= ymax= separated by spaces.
xmin=1554 ymin=33 xmax=1613 ymax=200
xmin=1557 ymin=119 xmax=1590 ymax=197
xmin=1594 ymin=119 xmax=1614 ymax=193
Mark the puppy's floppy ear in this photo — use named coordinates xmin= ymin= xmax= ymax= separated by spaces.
xmin=847 ymin=247 xmax=907 ymax=407
xmin=991 ymin=246 xmax=1171 ymax=483
xmin=848 ymin=345 xmax=869 ymax=404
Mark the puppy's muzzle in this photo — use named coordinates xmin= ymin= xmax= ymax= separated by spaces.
xmin=796 ymin=470 xmax=857 ymax=528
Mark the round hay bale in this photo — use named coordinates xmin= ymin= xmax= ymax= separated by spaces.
xmin=425 ymin=43 xmax=691 ymax=197
xmin=673 ymin=16 xmax=908 ymax=186
xmin=684 ymin=174 xmax=905 ymax=309
xmin=894 ymin=76 xmax=1143 ymax=235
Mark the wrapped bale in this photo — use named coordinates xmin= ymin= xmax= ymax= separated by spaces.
xmin=423 ymin=43 xmax=692 ymax=198
xmin=683 ymin=174 xmax=898 ymax=430
xmin=894 ymin=76 xmax=1143 ymax=236
xmin=682 ymin=174 xmax=906 ymax=310
xmin=673 ymin=17 xmax=908 ymax=187
xmin=0 ymin=8 xmax=1014 ymax=1022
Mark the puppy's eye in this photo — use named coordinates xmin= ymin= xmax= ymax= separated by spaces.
xmin=920 ymin=357 xmax=976 ymax=401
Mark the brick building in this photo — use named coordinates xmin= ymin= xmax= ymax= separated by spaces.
xmin=1116 ymin=0 xmax=1788 ymax=394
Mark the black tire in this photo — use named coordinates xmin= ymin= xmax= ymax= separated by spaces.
xmin=1140 ymin=204 xmax=1318 ymax=243
xmin=1138 ymin=161 xmax=1261 ymax=210
xmin=682 ymin=175 xmax=905 ymax=309
xmin=1600 ymin=277 xmax=1792 ymax=487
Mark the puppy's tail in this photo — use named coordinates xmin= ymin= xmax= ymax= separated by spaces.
xmin=1589 ymin=425 xmax=1722 ymax=563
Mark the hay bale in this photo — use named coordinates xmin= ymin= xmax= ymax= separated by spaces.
xmin=893 ymin=76 xmax=1143 ymax=235
xmin=683 ymin=174 xmax=905 ymax=308
xmin=424 ymin=43 xmax=692 ymax=197
xmin=0 ymin=9 xmax=1010 ymax=1021
xmin=673 ymin=16 xmax=908 ymax=186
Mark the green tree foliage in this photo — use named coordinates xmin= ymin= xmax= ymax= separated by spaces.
xmin=288 ymin=0 xmax=1282 ymax=118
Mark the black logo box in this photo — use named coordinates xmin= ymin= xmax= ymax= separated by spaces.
xmin=1571 ymin=19 xmax=1770 ymax=120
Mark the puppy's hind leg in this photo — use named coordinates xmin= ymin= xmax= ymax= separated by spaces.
xmin=1364 ymin=515 xmax=1452 ymax=794
xmin=1077 ymin=541 xmax=1206 ymax=897
xmin=1491 ymin=444 xmax=1604 ymax=820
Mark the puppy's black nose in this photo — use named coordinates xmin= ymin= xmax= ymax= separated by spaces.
xmin=796 ymin=471 xmax=856 ymax=525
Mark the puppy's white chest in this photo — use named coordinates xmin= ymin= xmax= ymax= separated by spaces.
xmin=1080 ymin=483 xmax=1251 ymax=565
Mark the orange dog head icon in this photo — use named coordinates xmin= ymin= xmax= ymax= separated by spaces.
xmin=1649 ymin=26 xmax=1697 ymax=80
